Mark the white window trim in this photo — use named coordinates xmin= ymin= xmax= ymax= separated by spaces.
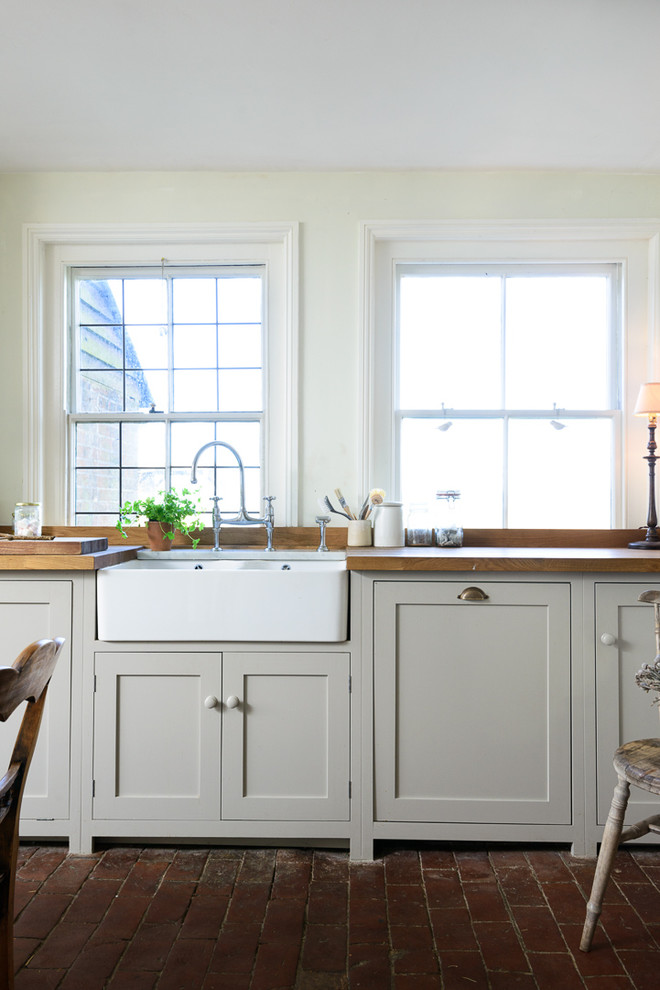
xmin=359 ymin=220 xmax=660 ymax=529
xmin=23 ymin=222 xmax=299 ymax=525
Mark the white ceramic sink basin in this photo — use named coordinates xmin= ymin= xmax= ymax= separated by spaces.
xmin=97 ymin=552 xmax=348 ymax=642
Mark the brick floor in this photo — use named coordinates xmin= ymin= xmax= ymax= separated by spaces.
xmin=11 ymin=843 xmax=660 ymax=988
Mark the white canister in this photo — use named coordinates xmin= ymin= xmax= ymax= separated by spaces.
xmin=347 ymin=519 xmax=372 ymax=547
xmin=373 ymin=501 xmax=405 ymax=547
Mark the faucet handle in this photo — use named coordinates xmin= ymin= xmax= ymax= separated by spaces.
xmin=263 ymin=495 xmax=276 ymax=518
xmin=315 ymin=515 xmax=330 ymax=552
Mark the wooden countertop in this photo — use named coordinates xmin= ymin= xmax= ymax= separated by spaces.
xmin=0 ymin=546 xmax=140 ymax=571
xmin=2 ymin=525 xmax=660 ymax=573
xmin=345 ymin=546 xmax=660 ymax=573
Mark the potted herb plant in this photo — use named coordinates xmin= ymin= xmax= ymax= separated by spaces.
xmin=116 ymin=488 xmax=204 ymax=551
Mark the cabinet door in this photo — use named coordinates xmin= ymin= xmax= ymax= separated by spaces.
xmin=222 ymin=652 xmax=350 ymax=821
xmin=0 ymin=581 xmax=71 ymax=821
xmin=93 ymin=652 xmax=221 ymax=821
xmin=595 ymin=583 xmax=660 ymax=826
xmin=374 ymin=581 xmax=572 ymax=825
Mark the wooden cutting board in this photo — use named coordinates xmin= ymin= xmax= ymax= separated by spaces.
xmin=0 ymin=536 xmax=109 ymax=554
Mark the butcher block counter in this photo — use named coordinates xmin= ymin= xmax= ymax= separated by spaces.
xmin=345 ymin=527 xmax=660 ymax=572
xmin=345 ymin=545 xmax=660 ymax=572
xmin=0 ymin=533 xmax=140 ymax=570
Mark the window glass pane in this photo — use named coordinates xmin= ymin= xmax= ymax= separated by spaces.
xmin=195 ymin=465 xmax=241 ymax=513
xmin=123 ymin=278 xmax=167 ymax=325
xmin=75 ymin=422 xmax=119 ymax=468
xmin=505 ymin=277 xmax=610 ymax=409
xmin=125 ymin=326 xmax=168 ymax=370
xmin=121 ymin=423 xmax=166 ymax=467
xmin=218 ymin=324 xmax=262 ymax=367
xmin=399 ymin=275 xmax=502 ymax=410
xmin=218 ymin=277 xmax=262 ymax=324
xmin=173 ymin=325 xmax=217 ymax=368
xmin=125 ymin=369 xmax=168 ymax=412
xmin=173 ymin=370 xmax=218 ymax=411
xmin=79 ymin=279 xmax=123 ymax=323
xmin=508 ymin=419 xmax=612 ymax=528
xmin=80 ymin=326 xmax=123 ymax=370
xmin=243 ymin=467 xmax=261 ymax=515
xmin=173 ymin=278 xmax=217 ymax=323
xmin=78 ymin=370 xmax=124 ymax=412
xmin=400 ymin=417 xmax=503 ymax=527
xmin=218 ymin=370 xmax=262 ymax=411
xmin=120 ymin=469 xmax=167 ymax=505
xmin=75 ymin=468 xmax=119 ymax=513
xmin=214 ymin=423 xmax=261 ymax=465
xmin=171 ymin=422 xmax=216 ymax=466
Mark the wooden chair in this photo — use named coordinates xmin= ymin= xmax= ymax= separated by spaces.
xmin=580 ymin=590 xmax=660 ymax=952
xmin=0 ymin=638 xmax=64 ymax=987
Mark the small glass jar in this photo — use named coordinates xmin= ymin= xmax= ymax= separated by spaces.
xmin=406 ymin=504 xmax=433 ymax=546
xmin=435 ymin=490 xmax=463 ymax=547
xmin=13 ymin=502 xmax=42 ymax=539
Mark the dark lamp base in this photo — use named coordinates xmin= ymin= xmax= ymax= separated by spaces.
xmin=628 ymin=538 xmax=660 ymax=549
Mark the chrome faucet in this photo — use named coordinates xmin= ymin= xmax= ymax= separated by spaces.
xmin=190 ymin=441 xmax=276 ymax=551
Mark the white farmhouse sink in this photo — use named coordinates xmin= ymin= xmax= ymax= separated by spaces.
xmin=97 ymin=552 xmax=348 ymax=642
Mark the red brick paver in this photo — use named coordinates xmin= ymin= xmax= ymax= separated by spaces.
xmin=12 ymin=843 xmax=660 ymax=988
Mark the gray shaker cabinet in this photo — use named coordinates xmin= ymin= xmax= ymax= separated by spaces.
xmin=373 ymin=579 xmax=572 ymax=828
xmin=0 ymin=580 xmax=72 ymax=828
xmin=594 ymin=582 xmax=660 ymax=834
xmin=92 ymin=649 xmax=350 ymax=826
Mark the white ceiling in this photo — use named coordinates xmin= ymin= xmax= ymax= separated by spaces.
xmin=3 ymin=0 xmax=660 ymax=172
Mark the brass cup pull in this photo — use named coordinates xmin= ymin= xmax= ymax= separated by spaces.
xmin=457 ymin=586 xmax=489 ymax=601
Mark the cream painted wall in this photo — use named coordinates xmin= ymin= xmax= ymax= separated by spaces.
xmin=2 ymin=170 xmax=660 ymax=527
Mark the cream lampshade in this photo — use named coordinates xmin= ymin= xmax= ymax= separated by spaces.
xmin=630 ymin=383 xmax=660 ymax=549
xmin=634 ymin=382 xmax=660 ymax=418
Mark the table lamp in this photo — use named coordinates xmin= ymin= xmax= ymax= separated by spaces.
xmin=629 ymin=382 xmax=660 ymax=549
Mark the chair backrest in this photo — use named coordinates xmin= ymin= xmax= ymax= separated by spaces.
xmin=638 ymin=590 xmax=660 ymax=658
xmin=0 ymin=638 xmax=64 ymax=723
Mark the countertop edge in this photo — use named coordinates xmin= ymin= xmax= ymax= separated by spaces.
xmin=0 ymin=546 xmax=141 ymax=570
xmin=345 ymin=547 xmax=660 ymax=572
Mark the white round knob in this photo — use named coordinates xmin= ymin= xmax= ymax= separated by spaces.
xmin=600 ymin=633 xmax=616 ymax=646
xmin=204 ymin=695 xmax=218 ymax=709
xmin=225 ymin=695 xmax=240 ymax=709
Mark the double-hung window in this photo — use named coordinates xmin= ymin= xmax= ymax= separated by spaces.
xmin=71 ymin=266 xmax=265 ymax=524
xmin=362 ymin=221 xmax=657 ymax=530
xmin=396 ymin=263 xmax=619 ymax=528
xmin=25 ymin=223 xmax=298 ymax=526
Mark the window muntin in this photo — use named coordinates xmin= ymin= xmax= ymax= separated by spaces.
xmin=71 ymin=266 xmax=265 ymax=525
xmin=396 ymin=264 xmax=619 ymax=528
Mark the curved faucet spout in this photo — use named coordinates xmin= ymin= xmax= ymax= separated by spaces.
xmin=190 ymin=440 xmax=249 ymax=519
xmin=190 ymin=440 xmax=276 ymax=550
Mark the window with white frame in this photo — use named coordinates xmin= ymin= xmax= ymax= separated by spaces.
xmin=396 ymin=263 xmax=619 ymax=528
xmin=25 ymin=224 xmax=298 ymax=526
xmin=362 ymin=222 xmax=657 ymax=530
xmin=72 ymin=266 xmax=265 ymax=525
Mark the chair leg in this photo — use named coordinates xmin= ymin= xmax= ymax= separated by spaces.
xmin=0 ymin=868 xmax=15 ymax=990
xmin=580 ymin=775 xmax=630 ymax=952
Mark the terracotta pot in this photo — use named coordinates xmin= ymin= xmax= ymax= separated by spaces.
xmin=146 ymin=521 xmax=176 ymax=551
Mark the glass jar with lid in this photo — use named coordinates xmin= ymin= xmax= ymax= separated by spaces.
xmin=13 ymin=502 xmax=42 ymax=538
xmin=435 ymin=490 xmax=463 ymax=547
xmin=406 ymin=504 xmax=433 ymax=546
